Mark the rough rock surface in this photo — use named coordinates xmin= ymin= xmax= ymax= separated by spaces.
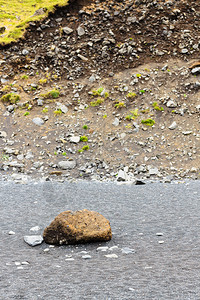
xmin=43 ymin=209 xmax=112 ymax=245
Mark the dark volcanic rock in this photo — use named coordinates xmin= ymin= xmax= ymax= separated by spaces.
xmin=43 ymin=209 xmax=112 ymax=245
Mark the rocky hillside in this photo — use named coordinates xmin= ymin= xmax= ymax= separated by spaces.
xmin=0 ymin=0 xmax=199 ymax=183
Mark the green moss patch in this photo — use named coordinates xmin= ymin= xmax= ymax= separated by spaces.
xmin=0 ymin=0 xmax=69 ymax=45
xmin=0 ymin=92 xmax=20 ymax=104
xmin=141 ymin=118 xmax=155 ymax=126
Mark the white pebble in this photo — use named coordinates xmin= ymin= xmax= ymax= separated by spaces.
xmin=97 ymin=246 xmax=109 ymax=251
xmin=8 ymin=231 xmax=15 ymax=235
xmin=82 ymin=255 xmax=92 ymax=259
xmin=43 ymin=248 xmax=50 ymax=252
xmin=104 ymin=254 xmax=118 ymax=258
xmin=21 ymin=261 xmax=29 ymax=265
xmin=109 ymin=246 xmax=119 ymax=251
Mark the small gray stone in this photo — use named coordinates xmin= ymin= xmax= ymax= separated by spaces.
xmin=104 ymin=254 xmax=118 ymax=258
xmin=65 ymin=258 xmax=74 ymax=261
xmin=30 ymin=226 xmax=40 ymax=232
xmin=166 ymin=100 xmax=177 ymax=108
xmin=77 ymin=26 xmax=85 ymax=36
xmin=58 ymin=160 xmax=76 ymax=170
xmin=7 ymin=161 xmax=25 ymax=168
xmin=148 ymin=167 xmax=159 ymax=175
xmin=89 ymin=74 xmax=96 ymax=82
xmin=77 ymin=54 xmax=88 ymax=61
xmin=70 ymin=136 xmax=80 ymax=143
xmin=22 ymin=49 xmax=29 ymax=56
xmin=32 ymin=117 xmax=44 ymax=126
xmin=121 ymin=247 xmax=135 ymax=254
xmin=191 ymin=67 xmax=200 ymax=74
xmin=112 ymin=118 xmax=119 ymax=126
xmin=168 ymin=121 xmax=177 ymax=130
xmin=156 ymin=233 xmax=163 ymax=236
xmin=8 ymin=231 xmax=15 ymax=235
xmin=37 ymin=99 xmax=44 ymax=106
xmin=181 ymin=49 xmax=188 ymax=54
xmin=182 ymin=131 xmax=192 ymax=135
xmin=24 ymin=235 xmax=43 ymax=246
xmin=117 ymin=170 xmax=128 ymax=181
xmin=0 ymin=131 xmax=7 ymax=138
xmin=56 ymin=102 xmax=68 ymax=114
xmin=82 ymin=255 xmax=92 ymax=259
xmin=97 ymin=246 xmax=109 ymax=251
xmin=62 ymin=27 xmax=73 ymax=35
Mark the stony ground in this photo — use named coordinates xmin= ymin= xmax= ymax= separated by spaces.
xmin=0 ymin=0 xmax=199 ymax=183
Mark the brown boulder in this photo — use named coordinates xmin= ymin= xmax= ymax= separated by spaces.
xmin=43 ymin=209 xmax=112 ymax=245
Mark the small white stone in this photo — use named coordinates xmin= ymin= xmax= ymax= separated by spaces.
xmin=65 ymin=258 xmax=74 ymax=261
xmin=97 ymin=246 xmax=109 ymax=251
xmin=15 ymin=262 xmax=21 ymax=266
xmin=168 ymin=121 xmax=177 ymax=130
xmin=104 ymin=254 xmax=118 ymax=258
xmin=8 ymin=231 xmax=15 ymax=235
xmin=79 ymin=251 xmax=88 ymax=254
xmin=24 ymin=235 xmax=43 ymax=246
xmin=32 ymin=117 xmax=44 ymax=126
xmin=112 ymin=117 xmax=119 ymax=126
xmin=69 ymin=136 xmax=80 ymax=143
xmin=43 ymin=248 xmax=50 ymax=252
xmin=17 ymin=266 xmax=24 ymax=270
xmin=30 ymin=226 xmax=40 ymax=232
xmin=109 ymin=246 xmax=119 ymax=251
xmin=82 ymin=255 xmax=92 ymax=259
xmin=158 ymin=240 xmax=165 ymax=244
xmin=156 ymin=232 xmax=163 ymax=236
xmin=21 ymin=261 xmax=29 ymax=265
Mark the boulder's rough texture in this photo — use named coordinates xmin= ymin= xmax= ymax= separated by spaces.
xmin=43 ymin=209 xmax=112 ymax=245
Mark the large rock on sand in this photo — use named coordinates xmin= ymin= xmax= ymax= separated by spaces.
xmin=43 ymin=209 xmax=112 ymax=245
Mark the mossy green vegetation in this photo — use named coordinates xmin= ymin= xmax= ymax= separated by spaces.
xmin=92 ymin=87 xmax=104 ymax=96
xmin=39 ymin=78 xmax=47 ymax=85
xmin=41 ymin=89 xmax=60 ymax=99
xmin=54 ymin=109 xmax=62 ymax=115
xmin=90 ymin=98 xmax=104 ymax=107
xmin=0 ymin=0 xmax=69 ymax=45
xmin=125 ymin=109 xmax=139 ymax=120
xmin=114 ymin=101 xmax=125 ymax=109
xmin=82 ymin=125 xmax=88 ymax=130
xmin=141 ymin=118 xmax=155 ymax=126
xmin=127 ymin=92 xmax=137 ymax=99
xmin=42 ymin=107 xmax=48 ymax=113
xmin=80 ymin=136 xmax=88 ymax=142
xmin=78 ymin=145 xmax=89 ymax=153
xmin=0 ymin=92 xmax=20 ymax=104
xmin=152 ymin=102 xmax=164 ymax=111
xmin=21 ymin=74 xmax=29 ymax=80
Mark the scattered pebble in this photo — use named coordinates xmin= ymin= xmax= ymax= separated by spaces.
xmin=97 ymin=246 xmax=109 ymax=251
xmin=104 ymin=254 xmax=118 ymax=258
xmin=8 ymin=231 xmax=15 ymax=235
xmin=82 ymin=255 xmax=92 ymax=259
xmin=24 ymin=235 xmax=43 ymax=246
